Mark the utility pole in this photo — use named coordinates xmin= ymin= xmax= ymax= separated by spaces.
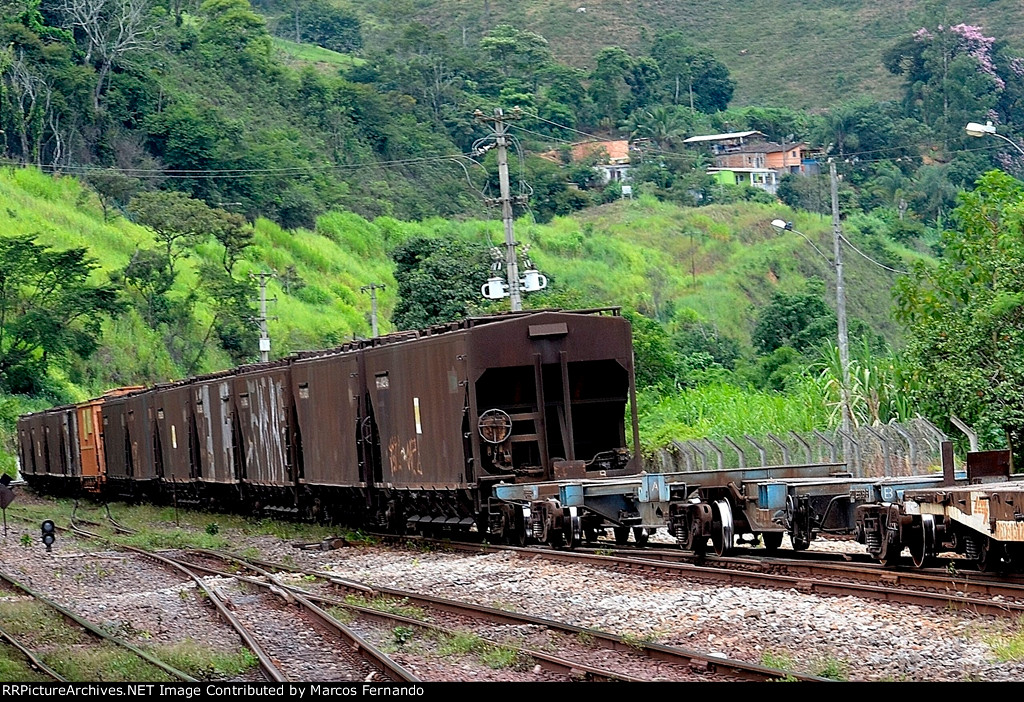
xmin=251 ymin=271 xmax=276 ymax=362
xmin=476 ymin=107 xmax=525 ymax=311
xmin=361 ymin=283 xmax=385 ymax=337
xmin=830 ymin=159 xmax=854 ymax=471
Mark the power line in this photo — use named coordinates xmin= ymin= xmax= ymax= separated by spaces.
xmin=839 ymin=234 xmax=909 ymax=275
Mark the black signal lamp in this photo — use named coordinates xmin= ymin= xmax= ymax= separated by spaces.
xmin=41 ymin=520 xmax=55 ymax=550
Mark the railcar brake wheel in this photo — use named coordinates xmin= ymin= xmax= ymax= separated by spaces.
xmin=564 ymin=511 xmax=582 ymax=550
xmin=975 ymin=537 xmax=1002 ymax=573
xmin=478 ymin=409 xmax=513 ymax=444
xmin=878 ymin=532 xmax=902 ymax=567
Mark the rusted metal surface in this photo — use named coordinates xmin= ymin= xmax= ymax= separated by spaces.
xmin=125 ymin=392 xmax=157 ymax=481
xmin=967 ymin=450 xmax=1012 ymax=483
xmin=193 ymin=375 xmax=237 ymax=484
xmin=233 ymin=362 xmax=293 ymax=487
xmin=101 ymin=396 xmax=131 ymax=480
xmin=364 ymin=334 xmax=469 ymax=488
xmin=153 ymin=382 xmax=196 ymax=482
xmin=291 ymin=351 xmax=364 ymax=486
xmin=41 ymin=407 xmax=77 ymax=477
xmin=76 ymin=399 xmax=105 ymax=487
xmin=466 ymin=311 xmax=638 ymax=482
xmin=18 ymin=414 xmax=46 ymax=477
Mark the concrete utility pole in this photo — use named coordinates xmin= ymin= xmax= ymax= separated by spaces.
xmin=361 ymin=283 xmax=385 ymax=337
xmin=830 ymin=159 xmax=854 ymax=470
xmin=476 ymin=107 xmax=525 ymax=311
xmin=251 ymin=271 xmax=277 ymax=362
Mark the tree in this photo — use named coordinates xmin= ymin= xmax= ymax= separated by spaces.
xmin=649 ymin=34 xmax=734 ymax=113
xmin=894 ymin=170 xmax=1024 ymax=458
xmin=0 ymin=234 xmax=120 ymax=393
xmin=391 ymin=236 xmax=490 ymax=330
xmin=752 ymin=279 xmax=835 ymax=355
xmin=57 ymin=0 xmax=155 ymax=112
xmin=128 ymin=190 xmax=218 ymax=276
xmin=84 ymin=169 xmax=140 ymax=220
xmin=111 ymin=247 xmax=173 ymax=326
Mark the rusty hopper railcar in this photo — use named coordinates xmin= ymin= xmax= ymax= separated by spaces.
xmin=232 ymin=360 xmax=296 ymax=514
xmin=357 ymin=309 xmax=641 ymax=536
xmin=291 ymin=344 xmax=368 ymax=523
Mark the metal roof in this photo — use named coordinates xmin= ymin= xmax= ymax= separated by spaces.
xmin=683 ymin=130 xmax=765 ymax=143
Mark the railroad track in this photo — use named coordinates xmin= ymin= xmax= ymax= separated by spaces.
xmin=207 ymin=549 xmax=830 ymax=682
xmin=363 ymin=533 xmax=1024 ymax=617
xmin=63 ymin=521 xmax=417 ymax=683
xmin=0 ymin=568 xmax=197 ymax=683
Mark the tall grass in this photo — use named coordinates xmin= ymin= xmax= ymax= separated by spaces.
xmin=637 ymin=379 xmax=830 ymax=452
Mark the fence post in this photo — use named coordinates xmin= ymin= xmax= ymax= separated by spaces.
xmin=723 ymin=435 xmax=746 ymax=469
xmin=766 ymin=432 xmax=791 ymax=465
xmin=889 ymin=420 xmax=918 ymax=474
xmin=672 ymin=440 xmax=693 ymax=472
xmin=950 ymin=415 xmax=979 ymax=452
xmin=788 ymin=431 xmax=813 ymax=464
xmin=744 ymin=435 xmax=768 ymax=467
xmin=813 ymin=430 xmax=838 ymax=463
xmin=836 ymin=428 xmax=861 ymax=476
xmin=687 ymin=440 xmax=708 ymax=471
xmin=862 ymin=425 xmax=893 ymax=476
xmin=704 ymin=438 xmax=725 ymax=471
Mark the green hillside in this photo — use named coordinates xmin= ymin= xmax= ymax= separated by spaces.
xmin=358 ymin=0 xmax=1024 ymax=109
xmin=0 ymin=165 xmax=915 ymax=389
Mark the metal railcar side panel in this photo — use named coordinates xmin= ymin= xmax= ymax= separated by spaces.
xmin=154 ymin=383 xmax=197 ymax=483
xmin=16 ymin=416 xmax=32 ymax=477
xmin=20 ymin=414 xmax=48 ymax=477
xmin=41 ymin=407 xmax=77 ymax=477
xmin=292 ymin=351 xmax=364 ymax=487
xmin=233 ymin=364 xmax=293 ymax=487
xmin=125 ymin=392 xmax=158 ymax=481
xmin=76 ymin=399 xmax=105 ymax=488
xmin=101 ymin=397 xmax=131 ymax=480
xmin=364 ymin=334 xmax=470 ymax=488
xmin=193 ymin=377 xmax=237 ymax=484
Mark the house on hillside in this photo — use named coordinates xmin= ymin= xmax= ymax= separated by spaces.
xmin=569 ymin=139 xmax=632 ymax=184
xmin=683 ymin=131 xmax=819 ymax=195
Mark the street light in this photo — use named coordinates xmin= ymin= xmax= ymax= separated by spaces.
xmin=965 ymin=120 xmax=1024 ymax=157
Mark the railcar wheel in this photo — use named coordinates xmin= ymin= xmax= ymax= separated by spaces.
xmin=710 ymin=499 xmax=734 ymax=557
xmin=909 ymin=515 xmax=936 ymax=569
xmin=878 ymin=533 xmax=903 ymax=567
xmin=633 ymin=527 xmax=650 ymax=547
xmin=613 ymin=526 xmax=630 ymax=545
xmin=975 ymin=537 xmax=1002 ymax=573
xmin=564 ymin=509 xmax=582 ymax=550
xmin=761 ymin=532 xmax=784 ymax=553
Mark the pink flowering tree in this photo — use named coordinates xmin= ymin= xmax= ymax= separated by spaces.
xmin=884 ymin=24 xmax=1023 ymax=149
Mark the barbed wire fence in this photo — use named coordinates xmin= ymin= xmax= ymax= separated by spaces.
xmin=649 ymin=417 xmax=951 ymax=477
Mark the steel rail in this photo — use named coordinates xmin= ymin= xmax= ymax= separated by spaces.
xmin=177 ymin=553 xmax=645 ymax=682
xmin=0 ymin=568 xmax=197 ymax=682
xmin=0 ymin=624 xmax=67 ymax=681
xmin=201 ymin=551 xmax=830 ymax=683
xmin=185 ymin=549 xmax=419 ymax=683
